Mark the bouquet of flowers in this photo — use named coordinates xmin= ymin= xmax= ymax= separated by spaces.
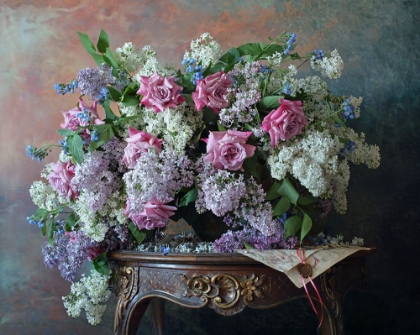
xmin=26 ymin=30 xmax=380 ymax=324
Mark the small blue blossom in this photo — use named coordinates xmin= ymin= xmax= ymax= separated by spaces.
xmin=342 ymin=98 xmax=356 ymax=120
xmin=339 ymin=140 xmax=356 ymax=156
xmin=91 ymin=129 xmax=99 ymax=142
xmin=97 ymin=87 xmax=109 ymax=104
xmin=284 ymin=33 xmax=296 ymax=55
xmin=313 ymin=49 xmax=324 ymax=60
xmin=54 ymin=80 xmax=78 ymax=95
xmin=161 ymin=246 xmax=171 ymax=255
xmin=283 ymin=82 xmax=291 ymax=95
xmin=26 ymin=145 xmax=49 ymax=162
xmin=59 ymin=138 xmax=69 ymax=155
xmin=77 ymin=108 xmax=90 ymax=123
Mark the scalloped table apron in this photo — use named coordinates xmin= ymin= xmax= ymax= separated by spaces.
xmin=108 ymin=248 xmax=375 ymax=335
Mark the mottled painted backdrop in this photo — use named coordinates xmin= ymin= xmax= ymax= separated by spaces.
xmin=1 ymin=0 xmax=419 ymax=334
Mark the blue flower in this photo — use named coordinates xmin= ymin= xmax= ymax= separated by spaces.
xmin=313 ymin=49 xmax=324 ymax=60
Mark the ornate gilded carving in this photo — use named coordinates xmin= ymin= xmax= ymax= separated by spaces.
xmin=180 ymin=273 xmax=266 ymax=314
xmin=240 ymin=274 xmax=266 ymax=301
xmin=114 ymin=266 xmax=139 ymax=332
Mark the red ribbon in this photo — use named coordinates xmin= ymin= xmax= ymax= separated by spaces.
xmin=296 ymin=248 xmax=324 ymax=329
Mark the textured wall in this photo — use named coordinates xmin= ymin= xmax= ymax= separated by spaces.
xmin=0 ymin=0 xmax=419 ymax=334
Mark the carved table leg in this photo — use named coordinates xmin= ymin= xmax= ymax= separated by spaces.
xmin=150 ymin=298 xmax=165 ymax=335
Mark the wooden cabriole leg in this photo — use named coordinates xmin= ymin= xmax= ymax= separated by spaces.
xmin=150 ymin=298 xmax=165 ymax=335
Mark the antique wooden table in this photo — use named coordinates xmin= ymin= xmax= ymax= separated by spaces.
xmin=108 ymin=249 xmax=374 ymax=335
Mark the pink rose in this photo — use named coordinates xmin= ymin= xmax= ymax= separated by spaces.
xmin=122 ymin=127 xmax=163 ymax=169
xmin=125 ymin=197 xmax=177 ymax=230
xmin=61 ymin=98 xmax=104 ymax=143
xmin=203 ymin=130 xmax=256 ymax=171
xmin=261 ymin=99 xmax=307 ymax=147
xmin=137 ymin=72 xmax=185 ymax=113
xmin=48 ymin=160 xmax=79 ymax=201
xmin=192 ymin=71 xmax=232 ymax=113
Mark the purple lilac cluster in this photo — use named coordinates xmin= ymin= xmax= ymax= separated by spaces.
xmin=233 ymin=178 xmax=280 ymax=236
xmin=218 ymin=61 xmax=263 ymax=127
xmin=77 ymin=63 xmax=114 ymax=101
xmin=42 ymin=222 xmax=131 ymax=282
xmin=213 ymin=224 xmax=298 ymax=253
xmin=123 ymin=148 xmax=194 ymax=213
xmin=71 ymin=150 xmax=122 ymax=212
xmin=195 ymin=162 xmax=247 ymax=216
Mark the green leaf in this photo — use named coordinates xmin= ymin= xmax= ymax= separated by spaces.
xmin=211 ymin=47 xmax=240 ymax=73
xmin=277 ymin=178 xmax=299 ymax=205
xmin=257 ymin=96 xmax=280 ymax=111
xmin=102 ymin=100 xmax=118 ymax=121
xmin=77 ymin=31 xmax=96 ymax=54
xmin=124 ymin=82 xmax=140 ymax=95
xmin=88 ymin=124 xmax=115 ymax=152
xmin=297 ymin=194 xmax=316 ymax=206
xmin=65 ymin=213 xmax=77 ymax=231
xmin=107 ymin=86 xmax=122 ymax=101
xmin=104 ymin=48 xmax=119 ymax=70
xmin=120 ymin=94 xmax=140 ymax=107
xmin=284 ymin=215 xmax=302 ymax=239
xmin=265 ymin=181 xmax=282 ymax=200
xmin=243 ymin=241 xmax=253 ymax=250
xmin=96 ymin=29 xmax=110 ymax=54
xmin=67 ymin=134 xmax=84 ymax=164
xmin=182 ymin=93 xmax=193 ymax=105
xmin=91 ymin=54 xmax=106 ymax=67
xmin=300 ymin=213 xmax=312 ymax=241
xmin=48 ymin=219 xmax=55 ymax=245
xmin=92 ymin=252 xmax=110 ymax=275
xmin=273 ymin=196 xmax=291 ymax=217
xmin=57 ymin=129 xmax=75 ymax=137
xmin=36 ymin=208 xmax=49 ymax=219
xmin=41 ymin=222 xmax=46 ymax=236
xmin=237 ymin=43 xmax=264 ymax=56
xmin=128 ymin=222 xmax=147 ymax=244
xmin=179 ymin=188 xmax=198 ymax=207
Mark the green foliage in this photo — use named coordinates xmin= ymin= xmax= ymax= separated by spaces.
xmin=92 ymin=252 xmax=110 ymax=275
xmin=179 ymin=188 xmax=198 ymax=207
xmin=67 ymin=134 xmax=84 ymax=164
xmin=96 ymin=29 xmax=110 ymax=54
xmin=128 ymin=222 xmax=147 ymax=244
xmin=257 ymin=96 xmax=281 ymax=111
xmin=88 ymin=124 xmax=115 ymax=151
xmin=77 ymin=31 xmax=96 ymax=55
xmin=273 ymin=196 xmax=291 ymax=217
xmin=284 ymin=216 xmax=302 ymax=239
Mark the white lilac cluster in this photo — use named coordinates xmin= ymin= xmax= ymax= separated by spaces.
xmin=183 ymin=32 xmax=223 ymax=68
xmin=133 ymin=104 xmax=204 ymax=153
xmin=132 ymin=45 xmax=177 ymax=78
xmin=123 ymin=148 xmax=194 ymax=213
xmin=29 ymin=181 xmax=64 ymax=211
xmin=114 ymin=42 xmax=144 ymax=73
xmin=70 ymin=192 xmax=109 ymax=242
xmin=62 ymin=270 xmax=111 ymax=325
xmin=268 ymin=130 xmax=341 ymax=197
xmin=310 ymin=49 xmax=344 ymax=79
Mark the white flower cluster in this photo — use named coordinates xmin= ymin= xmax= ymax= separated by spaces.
xmin=29 ymin=180 xmax=65 ymax=211
xmin=114 ymin=42 xmax=144 ymax=73
xmin=136 ymin=104 xmax=204 ymax=153
xmin=69 ymin=192 xmax=109 ymax=242
xmin=183 ymin=32 xmax=223 ymax=68
xmin=310 ymin=49 xmax=344 ymax=79
xmin=268 ymin=130 xmax=342 ymax=198
xmin=132 ymin=45 xmax=177 ymax=78
xmin=62 ymin=270 xmax=111 ymax=325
